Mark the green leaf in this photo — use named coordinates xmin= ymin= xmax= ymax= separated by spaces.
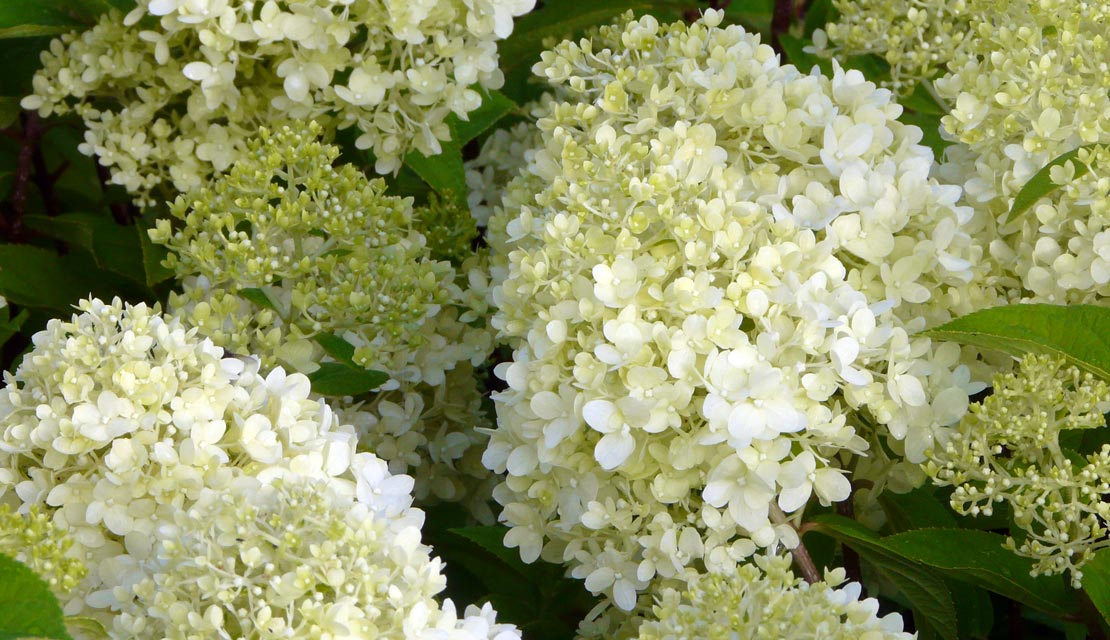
xmin=0 ymin=98 xmax=19 ymax=129
xmin=136 ymin=213 xmax=175 ymax=288
xmin=404 ymin=145 xmax=467 ymax=207
xmin=779 ymin=33 xmax=832 ymax=75
xmin=454 ymin=89 xmax=516 ymax=144
xmin=879 ymin=485 xmax=958 ymax=533
xmin=925 ymin=304 xmax=1110 ymax=382
xmin=23 ymin=213 xmax=145 ymax=284
xmin=1083 ymin=550 xmax=1110 ymax=626
xmin=0 ymin=308 xmax=28 ymax=349
xmin=306 ymin=362 xmax=388 ymax=397
xmin=809 ymin=515 xmax=958 ymax=640
xmin=948 ymin=580 xmax=993 ymax=639
xmin=0 ymin=553 xmax=70 ymax=640
xmin=402 ymin=88 xmax=516 ymax=206
xmin=0 ymin=0 xmax=133 ymax=39
xmin=900 ymin=111 xmax=951 ymax=159
xmin=0 ymin=244 xmax=135 ymax=311
xmin=450 ymin=526 xmax=536 ymax=574
xmin=238 ymin=287 xmax=278 ymax=312
xmin=1005 ymin=145 xmax=1098 ymax=224
xmin=881 ymin=527 xmax=1078 ymax=615
xmin=314 ymin=333 xmax=357 ymax=364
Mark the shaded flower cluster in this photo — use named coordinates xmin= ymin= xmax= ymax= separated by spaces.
xmin=153 ymin=122 xmax=497 ymax=518
xmin=484 ymin=10 xmax=990 ymax=614
xmin=0 ymin=297 xmax=520 ymax=638
xmin=924 ymin=353 xmax=1110 ymax=587
xmin=637 ymin=554 xmax=913 ymax=640
xmin=813 ymin=0 xmax=970 ymax=93
xmin=0 ymin=504 xmax=87 ymax=596
xmin=21 ymin=0 xmax=536 ymax=202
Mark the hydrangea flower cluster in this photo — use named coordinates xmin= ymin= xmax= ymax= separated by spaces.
xmin=484 ymin=10 xmax=991 ymax=612
xmin=935 ymin=0 xmax=1110 ymax=303
xmin=0 ymin=504 xmax=87 ymax=596
xmin=924 ymin=354 xmax=1110 ymax=587
xmin=114 ymin=475 xmax=518 ymax=639
xmin=637 ymin=554 xmax=913 ymax=640
xmin=20 ymin=0 xmax=536 ymax=202
xmin=153 ymin=122 xmax=497 ymax=516
xmin=0 ymin=297 xmax=520 ymax=638
xmin=829 ymin=0 xmax=1110 ymax=303
xmin=812 ymin=0 xmax=970 ymax=93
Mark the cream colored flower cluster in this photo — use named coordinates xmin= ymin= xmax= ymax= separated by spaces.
xmin=924 ymin=354 xmax=1110 ymax=587
xmin=153 ymin=122 xmax=497 ymax=517
xmin=0 ymin=297 xmax=520 ymax=639
xmin=819 ymin=0 xmax=1110 ymax=302
xmin=812 ymin=0 xmax=970 ymax=94
xmin=484 ymin=10 xmax=991 ymax=612
xmin=637 ymin=554 xmax=913 ymax=640
xmin=20 ymin=0 xmax=536 ymax=203
xmin=934 ymin=0 xmax=1110 ymax=303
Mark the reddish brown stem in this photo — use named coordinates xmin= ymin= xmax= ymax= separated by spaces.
xmin=771 ymin=0 xmax=795 ymax=53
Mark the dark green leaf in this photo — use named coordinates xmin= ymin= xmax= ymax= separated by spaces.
xmin=879 ymin=485 xmax=958 ymax=533
xmin=238 ymin=287 xmax=278 ymax=312
xmin=0 ymin=98 xmax=19 ymax=129
xmin=948 ymin=580 xmax=993 ymax=639
xmin=0 ymin=553 xmax=70 ymax=640
xmin=24 ymin=213 xmax=145 ymax=284
xmin=1083 ymin=550 xmax=1110 ymax=626
xmin=881 ymin=527 xmax=1078 ymax=615
xmin=136 ymin=213 xmax=175 ymax=288
xmin=402 ymin=88 xmax=516 ymax=205
xmin=779 ymin=33 xmax=832 ymax=75
xmin=0 ymin=3 xmax=79 ymax=39
xmin=925 ymin=304 xmax=1110 ymax=382
xmin=0 ymin=308 xmax=28 ymax=349
xmin=307 ymin=362 xmax=388 ymax=396
xmin=450 ymin=526 xmax=535 ymax=574
xmin=809 ymin=515 xmax=958 ymax=639
xmin=0 ymin=244 xmax=139 ymax=310
xmin=404 ymin=145 xmax=467 ymax=206
xmin=902 ymin=82 xmax=947 ymax=116
xmin=314 ymin=333 xmax=357 ymax=364
xmin=0 ymin=0 xmax=133 ymax=39
xmin=1006 ymin=145 xmax=1098 ymax=224
xmin=900 ymin=111 xmax=951 ymax=159
xmin=454 ymin=89 xmax=517 ymax=144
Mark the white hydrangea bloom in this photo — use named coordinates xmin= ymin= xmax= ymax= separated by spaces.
xmin=21 ymin=0 xmax=537 ymax=203
xmin=484 ymin=11 xmax=992 ymax=613
xmin=113 ymin=474 xmax=521 ymax=639
xmin=638 ymin=554 xmax=914 ymax=640
xmin=0 ymin=298 xmax=518 ymax=637
xmin=930 ymin=0 xmax=1110 ymax=304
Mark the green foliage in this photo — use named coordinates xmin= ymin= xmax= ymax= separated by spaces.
xmin=809 ymin=515 xmax=959 ymax=639
xmin=0 ymin=553 xmax=70 ymax=640
xmin=404 ymin=89 xmax=517 ymax=207
xmin=926 ymin=304 xmax=1110 ymax=381
xmin=1005 ymin=145 xmax=1099 ymax=224
xmin=437 ymin=525 xmax=599 ymax=640
xmin=1082 ymin=552 xmax=1110 ymax=628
